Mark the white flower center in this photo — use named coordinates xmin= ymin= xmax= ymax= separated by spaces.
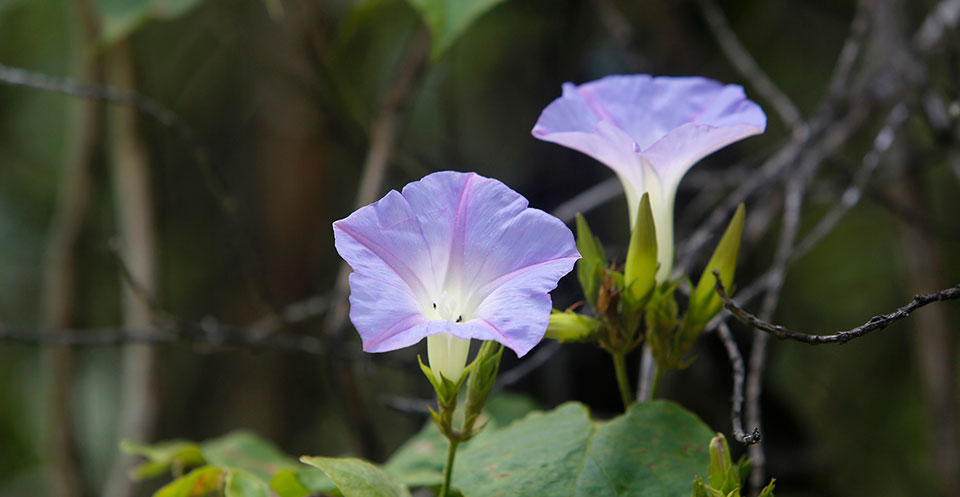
xmin=426 ymin=289 xmax=470 ymax=323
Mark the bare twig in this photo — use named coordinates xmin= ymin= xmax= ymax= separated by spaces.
xmin=824 ymin=2 xmax=871 ymax=106
xmin=713 ymin=271 xmax=960 ymax=345
xmin=745 ymin=148 xmax=810 ymax=491
xmin=0 ymin=319 xmax=419 ymax=367
xmin=735 ymin=103 xmax=909 ymax=308
xmin=0 ymin=62 xmax=180 ymax=129
xmin=716 ymin=323 xmax=760 ymax=445
xmin=697 ymin=0 xmax=803 ymax=132
xmin=380 ymin=394 xmax=432 ymax=415
xmin=791 ymin=104 xmax=909 ymax=259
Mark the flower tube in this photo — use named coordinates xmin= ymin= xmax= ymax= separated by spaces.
xmin=533 ymin=75 xmax=766 ymax=280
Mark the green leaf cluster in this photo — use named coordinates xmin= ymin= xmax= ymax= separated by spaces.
xmin=561 ymin=197 xmax=746 ymax=383
xmin=122 ymin=431 xmax=334 ymax=497
xmin=134 ymin=397 xmax=723 ymax=497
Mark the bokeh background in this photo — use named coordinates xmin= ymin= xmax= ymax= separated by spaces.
xmin=1 ymin=0 xmax=959 ymax=496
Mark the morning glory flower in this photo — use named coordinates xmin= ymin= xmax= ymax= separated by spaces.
xmin=333 ymin=171 xmax=579 ymax=379
xmin=532 ymin=75 xmax=766 ymax=280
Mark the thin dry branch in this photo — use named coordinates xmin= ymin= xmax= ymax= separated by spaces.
xmin=713 ymin=271 xmax=960 ymax=345
xmin=716 ymin=323 xmax=761 ymax=445
xmin=0 ymin=319 xmax=419 ymax=368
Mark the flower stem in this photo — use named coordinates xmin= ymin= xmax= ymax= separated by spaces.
xmin=612 ymin=352 xmax=634 ymax=410
xmin=649 ymin=365 xmax=664 ymax=400
xmin=438 ymin=436 xmax=460 ymax=497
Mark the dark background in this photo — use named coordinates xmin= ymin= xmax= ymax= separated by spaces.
xmin=1 ymin=0 xmax=958 ymax=496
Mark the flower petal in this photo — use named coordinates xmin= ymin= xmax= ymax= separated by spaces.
xmin=532 ymin=74 xmax=766 ymax=189
xmin=469 ymin=254 xmax=578 ymax=357
xmin=334 ymin=190 xmax=437 ymax=351
xmin=642 ymin=120 xmax=764 ymax=189
xmin=532 ymin=83 xmax=645 ymax=184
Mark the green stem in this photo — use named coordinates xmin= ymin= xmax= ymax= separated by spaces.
xmin=612 ymin=352 xmax=634 ymax=410
xmin=649 ymin=365 xmax=664 ymax=400
xmin=438 ymin=436 xmax=460 ymax=497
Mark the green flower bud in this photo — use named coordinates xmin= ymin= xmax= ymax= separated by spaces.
xmin=545 ymin=309 xmax=599 ymax=343
xmin=625 ymin=192 xmax=658 ymax=305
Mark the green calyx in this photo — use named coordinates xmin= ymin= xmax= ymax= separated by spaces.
xmin=575 ymin=213 xmax=607 ymax=309
xmin=691 ymin=433 xmax=775 ymax=497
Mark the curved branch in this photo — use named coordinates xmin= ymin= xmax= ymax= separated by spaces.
xmin=713 ymin=271 xmax=960 ymax=344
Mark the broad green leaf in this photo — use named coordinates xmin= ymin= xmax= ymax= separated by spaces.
xmin=405 ymin=0 xmax=509 ymax=59
xmin=384 ymin=393 xmax=537 ymax=487
xmin=94 ymin=0 xmax=202 ymax=45
xmin=224 ymin=469 xmax=270 ymax=497
xmin=300 ymin=457 xmax=411 ymax=497
xmin=575 ymin=213 xmax=606 ymax=308
xmin=688 ymin=204 xmax=745 ymax=327
xmin=154 ymin=466 xmax=224 ymax=497
xmin=453 ymin=401 xmax=713 ymax=496
xmin=0 ymin=0 xmax=24 ymax=18
xmin=624 ymin=192 xmax=657 ymax=304
xmin=383 ymin=423 xmax=446 ymax=488
xmin=270 ymin=468 xmax=336 ymax=497
xmin=270 ymin=469 xmax=320 ymax=497
xmin=200 ymin=430 xmax=299 ymax=482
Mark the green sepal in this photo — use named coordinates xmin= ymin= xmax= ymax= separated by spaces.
xmin=462 ymin=341 xmax=504 ymax=439
xmin=693 ymin=433 xmax=776 ymax=497
xmin=575 ymin=213 xmax=607 ymax=309
xmin=758 ymin=479 xmax=776 ymax=497
xmin=645 ymin=280 xmax=680 ymax=368
xmin=691 ymin=476 xmax=725 ymax=497
xmin=624 ymin=192 xmax=658 ymax=306
xmin=545 ymin=309 xmax=599 ymax=343
xmin=418 ymin=354 xmax=469 ymax=406
xmin=688 ymin=204 xmax=745 ymax=327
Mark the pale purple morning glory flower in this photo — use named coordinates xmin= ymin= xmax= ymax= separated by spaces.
xmin=333 ymin=171 xmax=579 ymax=377
xmin=532 ymin=75 xmax=766 ymax=280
